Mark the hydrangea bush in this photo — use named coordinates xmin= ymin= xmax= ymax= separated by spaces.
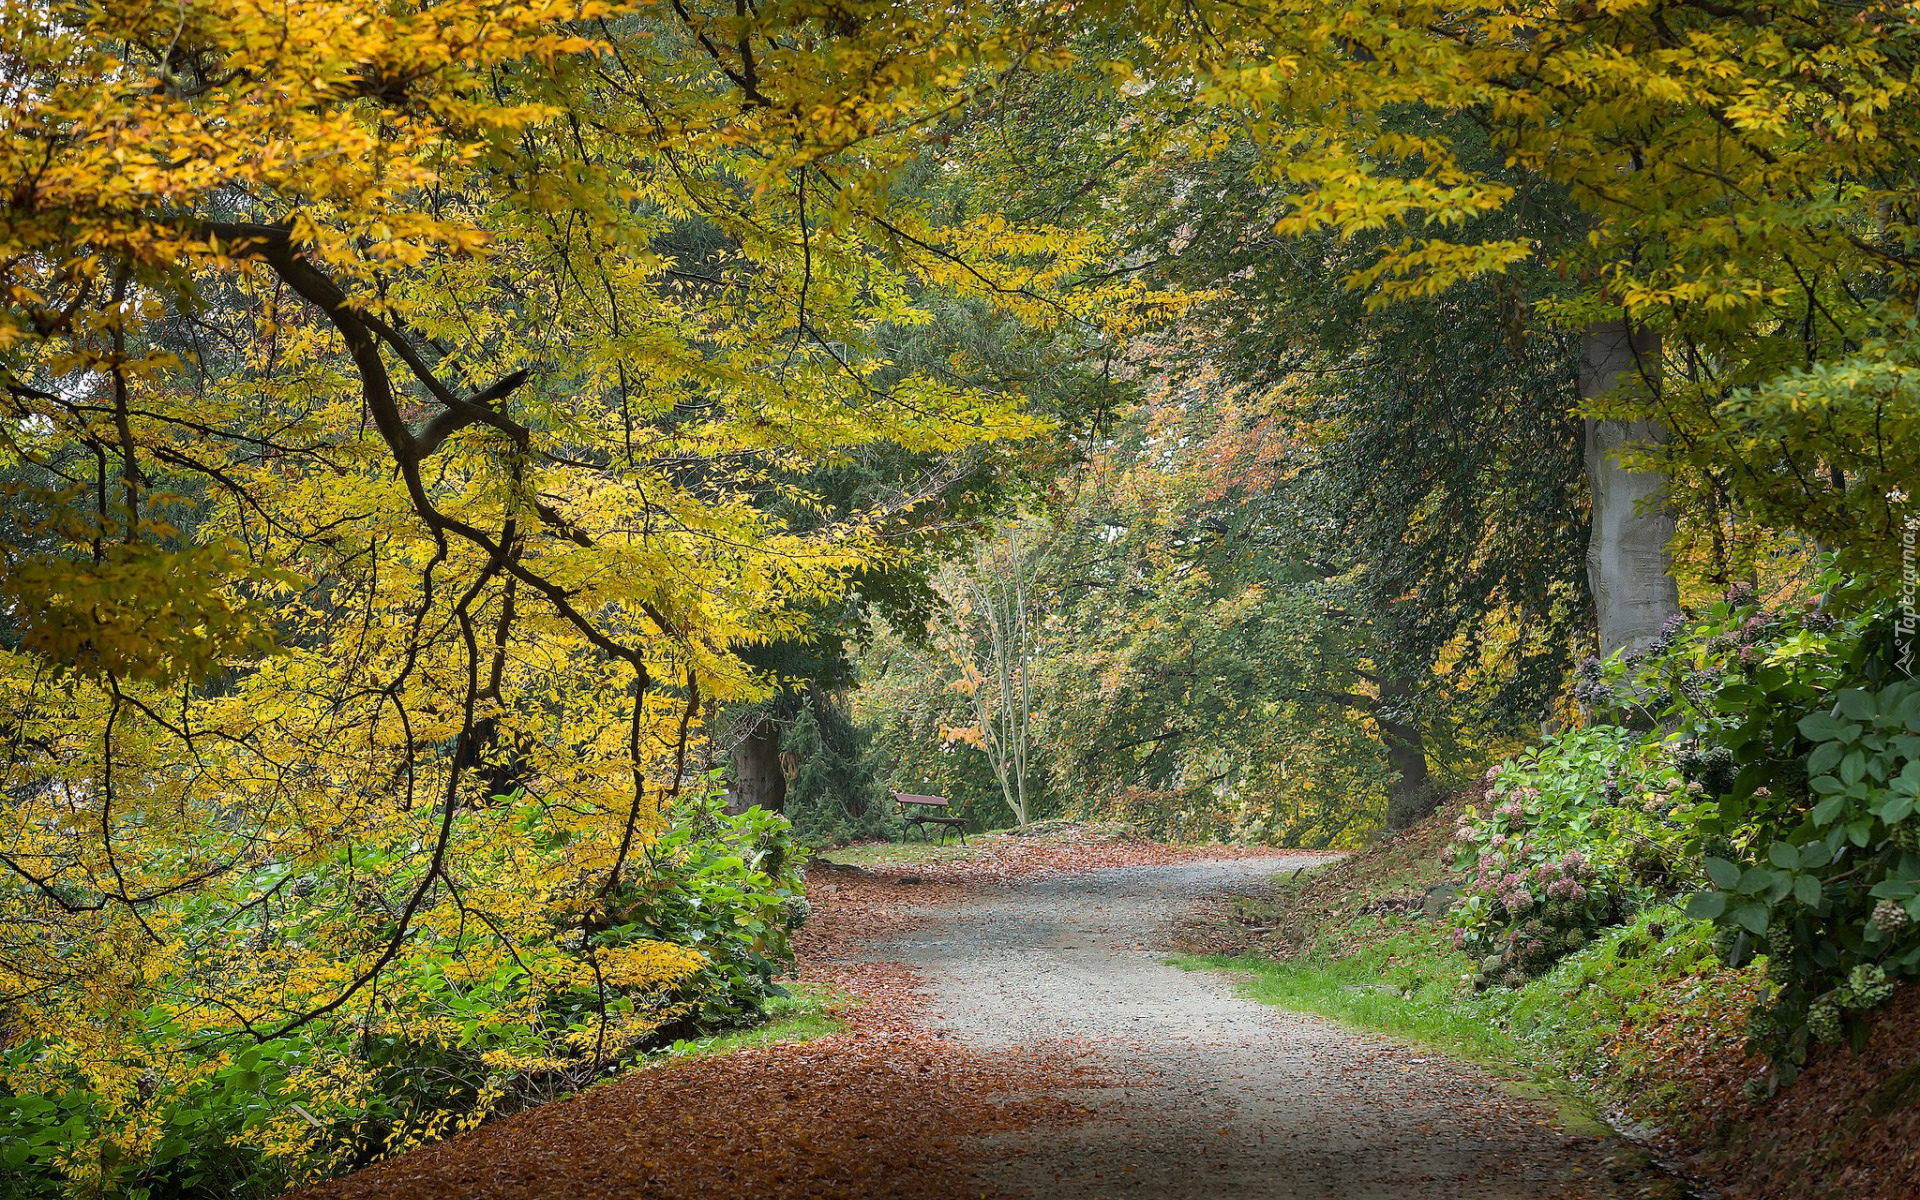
xmin=1449 ymin=570 xmax=1918 ymax=1082
xmin=1447 ymin=728 xmax=1703 ymax=989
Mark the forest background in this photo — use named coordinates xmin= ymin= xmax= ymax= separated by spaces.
xmin=1 ymin=1 xmax=1916 ymax=1196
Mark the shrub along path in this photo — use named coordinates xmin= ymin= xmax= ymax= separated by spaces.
xmin=295 ymin=832 xmax=1673 ymax=1199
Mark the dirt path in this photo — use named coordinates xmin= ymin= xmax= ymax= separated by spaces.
xmin=296 ymin=848 xmax=1679 ymax=1200
xmin=871 ymin=858 xmax=1664 ymax=1200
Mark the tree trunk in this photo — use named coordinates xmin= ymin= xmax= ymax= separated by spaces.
xmin=1581 ymin=319 xmax=1682 ymax=657
xmin=1377 ymin=677 xmax=1436 ymax=832
xmin=729 ymin=717 xmax=787 ymax=814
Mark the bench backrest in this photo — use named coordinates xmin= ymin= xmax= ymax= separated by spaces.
xmin=891 ymin=790 xmax=951 ymax=809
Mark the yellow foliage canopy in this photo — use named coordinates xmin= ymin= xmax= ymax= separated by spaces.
xmin=0 ymin=0 xmax=1164 ymax=1180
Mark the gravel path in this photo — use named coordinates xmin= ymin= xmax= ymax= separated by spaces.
xmin=872 ymin=858 xmax=1670 ymax=1200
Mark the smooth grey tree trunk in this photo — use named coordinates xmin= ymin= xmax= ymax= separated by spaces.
xmin=1581 ymin=320 xmax=1682 ymax=657
xmin=729 ymin=717 xmax=787 ymax=814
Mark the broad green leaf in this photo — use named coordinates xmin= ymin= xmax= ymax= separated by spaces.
xmin=1684 ymin=891 xmax=1727 ymax=920
xmin=1703 ymin=857 xmax=1743 ymax=889
xmin=1793 ymin=874 xmax=1822 ymax=906
xmin=1840 ymin=749 xmax=1867 ymax=786
xmin=1807 ymin=742 xmax=1843 ymax=774
xmin=1798 ymin=713 xmax=1855 ymax=742
xmin=1732 ymin=903 xmax=1770 ymax=935
xmin=1837 ymin=689 xmax=1877 ymax=720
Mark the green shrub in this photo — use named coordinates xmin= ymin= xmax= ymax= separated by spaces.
xmin=1683 ymin=677 xmax=1920 ymax=1073
xmin=1448 ymin=727 xmax=1705 ymax=986
xmin=0 ymin=789 xmax=804 ymax=1198
xmin=1456 ymin=569 xmax=1916 ymax=1078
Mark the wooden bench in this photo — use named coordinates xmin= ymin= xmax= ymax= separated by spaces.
xmin=891 ymin=790 xmax=967 ymax=845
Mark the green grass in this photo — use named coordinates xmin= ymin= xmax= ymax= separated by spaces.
xmin=1174 ymin=938 xmax=1529 ymax=1075
xmin=648 ymin=983 xmax=844 ymax=1065
xmin=1173 ymin=904 xmax=1741 ymax=1143
xmin=813 ymin=840 xmax=964 ymax=868
xmin=1171 ymin=932 xmax=1616 ymax=1136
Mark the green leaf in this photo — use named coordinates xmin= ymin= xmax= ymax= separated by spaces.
xmin=1684 ymin=891 xmax=1727 ymax=920
xmin=1738 ymin=866 xmax=1775 ymax=895
xmin=1848 ymin=818 xmax=1875 ymax=846
xmin=1812 ymin=794 xmax=1849 ymax=826
xmin=1733 ymin=903 xmax=1770 ymax=935
xmin=1768 ymin=842 xmax=1801 ymax=869
xmin=1798 ymin=712 xmax=1855 ymax=742
xmin=1837 ymin=689 xmax=1877 ymax=720
xmin=1807 ymin=742 xmax=1844 ymax=774
xmin=1704 ymin=857 xmax=1743 ymax=889
xmin=1793 ymin=874 xmax=1822 ymax=906
xmin=1840 ymin=749 xmax=1867 ymax=786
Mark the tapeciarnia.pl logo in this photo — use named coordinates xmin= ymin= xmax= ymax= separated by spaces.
xmin=1896 ymin=488 xmax=1916 ymax=677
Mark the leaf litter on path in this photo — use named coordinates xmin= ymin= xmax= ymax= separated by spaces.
xmin=292 ymin=830 xmax=1230 ymax=1200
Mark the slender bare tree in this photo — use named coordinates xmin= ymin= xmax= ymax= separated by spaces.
xmin=932 ymin=526 xmax=1048 ymax=826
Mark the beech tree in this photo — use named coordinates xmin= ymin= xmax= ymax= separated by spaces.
xmin=0 ymin=0 xmax=1166 ymax=1182
xmin=1035 ymin=0 xmax=1909 ymax=645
